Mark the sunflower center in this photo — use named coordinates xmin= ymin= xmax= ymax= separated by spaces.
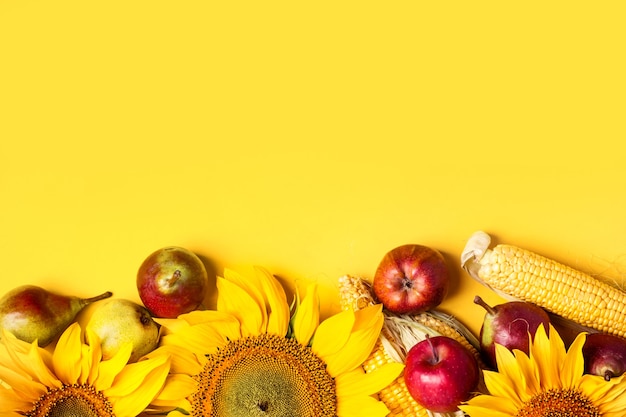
xmin=28 ymin=384 xmax=115 ymax=417
xmin=516 ymin=388 xmax=600 ymax=417
xmin=192 ymin=333 xmax=337 ymax=417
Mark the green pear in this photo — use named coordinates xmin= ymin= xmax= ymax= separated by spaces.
xmin=0 ymin=285 xmax=112 ymax=347
xmin=86 ymin=298 xmax=160 ymax=363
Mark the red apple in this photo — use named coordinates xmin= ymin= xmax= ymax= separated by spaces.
xmin=372 ymin=244 xmax=449 ymax=314
xmin=137 ymin=246 xmax=209 ymax=318
xmin=404 ymin=335 xmax=479 ymax=413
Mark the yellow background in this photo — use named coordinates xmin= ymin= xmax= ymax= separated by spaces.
xmin=1 ymin=1 xmax=625 ymax=339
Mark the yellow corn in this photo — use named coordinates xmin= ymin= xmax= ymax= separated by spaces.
xmin=338 ymin=275 xmax=476 ymax=417
xmin=462 ymin=231 xmax=626 ymax=338
xmin=363 ymin=339 xmax=430 ymax=417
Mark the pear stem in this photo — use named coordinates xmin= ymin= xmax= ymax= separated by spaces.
xmin=82 ymin=291 xmax=113 ymax=304
xmin=474 ymin=295 xmax=496 ymax=315
xmin=167 ymin=270 xmax=182 ymax=287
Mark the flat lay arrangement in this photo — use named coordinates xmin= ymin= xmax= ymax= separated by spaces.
xmin=1 ymin=231 xmax=625 ymax=416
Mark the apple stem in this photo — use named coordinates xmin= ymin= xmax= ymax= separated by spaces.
xmin=605 ymin=370 xmax=613 ymax=381
xmin=426 ymin=334 xmax=439 ymax=363
xmin=474 ymin=295 xmax=496 ymax=315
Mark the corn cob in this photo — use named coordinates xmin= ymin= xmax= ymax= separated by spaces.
xmin=338 ymin=275 xmax=481 ymax=417
xmin=461 ymin=231 xmax=626 ymax=338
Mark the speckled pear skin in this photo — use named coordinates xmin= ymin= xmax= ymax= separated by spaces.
xmin=0 ymin=285 xmax=112 ymax=347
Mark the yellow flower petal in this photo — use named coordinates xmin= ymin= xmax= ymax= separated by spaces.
xmin=512 ymin=347 xmax=540 ymax=399
xmin=217 ymin=276 xmax=264 ymax=336
xmin=255 ymin=266 xmax=290 ymax=336
xmin=459 ymin=404 xmax=516 ymax=417
xmin=166 ymin=410 xmax=191 ymax=417
xmin=320 ymin=305 xmax=383 ymax=377
xmin=0 ymin=385 xmax=32 ymax=411
xmin=490 ymin=345 xmax=524 ymax=406
xmin=107 ymin=355 xmax=171 ymax=417
xmin=0 ymin=364 xmax=47 ymax=399
xmin=335 ymin=362 xmax=403 ymax=397
xmin=150 ymin=373 xmax=197 ymax=406
xmin=311 ymin=309 xmax=354 ymax=359
xmin=159 ymin=318 xmax=237 ymax=356
xmin=155 ymin=317 xmax=192 ymax=334
xmin=352 ymin=304 xmax=383 ymax=332
xmin=27 ymin=342 xmax=62 ymax=390
xmin=461 ymin=393 xmax=520 ymax=413
xmin=560 ymin=331 xmax=586 ymax=387
xmin=292 ymin=283 xmax=319 ymax=345
xmin=93 ymin=341 xmax=133 ymax=391
xmin=52 ymin=322 xmax=83 ymax=384
xmin=84 ymin=329 xmax=104 ymax=385
xmin=105 ymin=354 xmax=170 ymax=398
xmin=483 ymin=368 xmax=522 ymax=402
xmin=337 ymin=391 xmax=390 ymax=417
xmin=529 ymin=323 xmax=561 ymax=389
xmin=146 ymin=345 xmax=202 ymax=376
xmin=0 ymin=329 xmax=33 ymax=375
xmin=224 ymin=268 xmax=268 ymax=330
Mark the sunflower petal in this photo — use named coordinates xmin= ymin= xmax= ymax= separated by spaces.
xmin=0 ymin=385 xmax=33 ymax=412
xmin=310 ymin=309 xmax=354 ymax=359
xmin=351 ymin=304 xmax=383 ymax=332
xmin=150 ymin=373 xmax=197 ymax=406
xmin=337 ymin=392 xmax=390 ymax=417
xmin=292 ymin=283 xmax=320 ymax=346
xmin=0 ymin=330 xmax=34 ymax=376
xmin=217 ymin=276 xmax=264 ymax=337
xmin=107 ymin=355 xmax=171 ymax=417
xmin=483 ymin=368 xmax=522 ymax=403
xmin=0 ymin=385 xmax=33 ymax=408
xmin=461 ymin=393 xmax=520 ymax=414
xmin=224 ymin=268 xmax=268 ymax=331
xmin=320 ymin=307 xmax=383 ymax=377
xmin=146 ymin=345 xmax=202 ymax=376
xmin=560 ymin=331 xmax=586 ymax=387
xmin=530 ymin=323 xmax=561 ymax=389
xmin=27 ymin=342 xmax=62 ymax=390
xmin=512 ymin=348 xmax=540 ymax=400
xmin=52 ymin=323 xmax=83 ymax=384
xmin=491 ymin=345 xmax=524 ymax=406
xmin=84 ymin=329 xmax=103 ymax=385
xmin=255 ymin=266 xmax=290 ymax=336
xmin=459 ymin=403 xmax=516 ymax=417
xmin=0 ymin=365 xmax=47 ymax=399
xmin=154 ymin=317 xmax=191 ymax=335
xmin=105 ymin=354 xmax=170 ymax=397
xmin=335 ymin=362 xmax=403 ymax=397
xmin=159 ymin=319 xmax=235 ymax=356
xmin=93 ymin=342 xmax=133 ymax=391
xmin=166 ymin=410 xmax=191 ymax=417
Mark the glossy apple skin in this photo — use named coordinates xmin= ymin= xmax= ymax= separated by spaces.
xmin=582 ymin=333 xmax=626 ymax=380
xmin=404 ymin=335 xmax=479 ymax=413
xmin=476 ymin=298 xmax=550 ymax=369
xmin=137 ymin=246 xmax=208 ymax=318
xmin=372 ymin=244 xmax=449 ymax=314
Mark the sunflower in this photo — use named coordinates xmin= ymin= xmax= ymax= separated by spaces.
xmin=459 ymin=324 xmax=626 ymax=417
xmin=0 ymin=322 xmax=170 ymax=417
xmin=147 ymin=266 xmax=403 ymax=417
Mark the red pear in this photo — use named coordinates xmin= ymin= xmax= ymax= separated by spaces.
xmin=582 ymin=333 xmax=626 ymax=381
xmin=137 ymin=246 xmax=209 ymax=318
xmin=474 ymin=295 xmax=550 ymax=368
